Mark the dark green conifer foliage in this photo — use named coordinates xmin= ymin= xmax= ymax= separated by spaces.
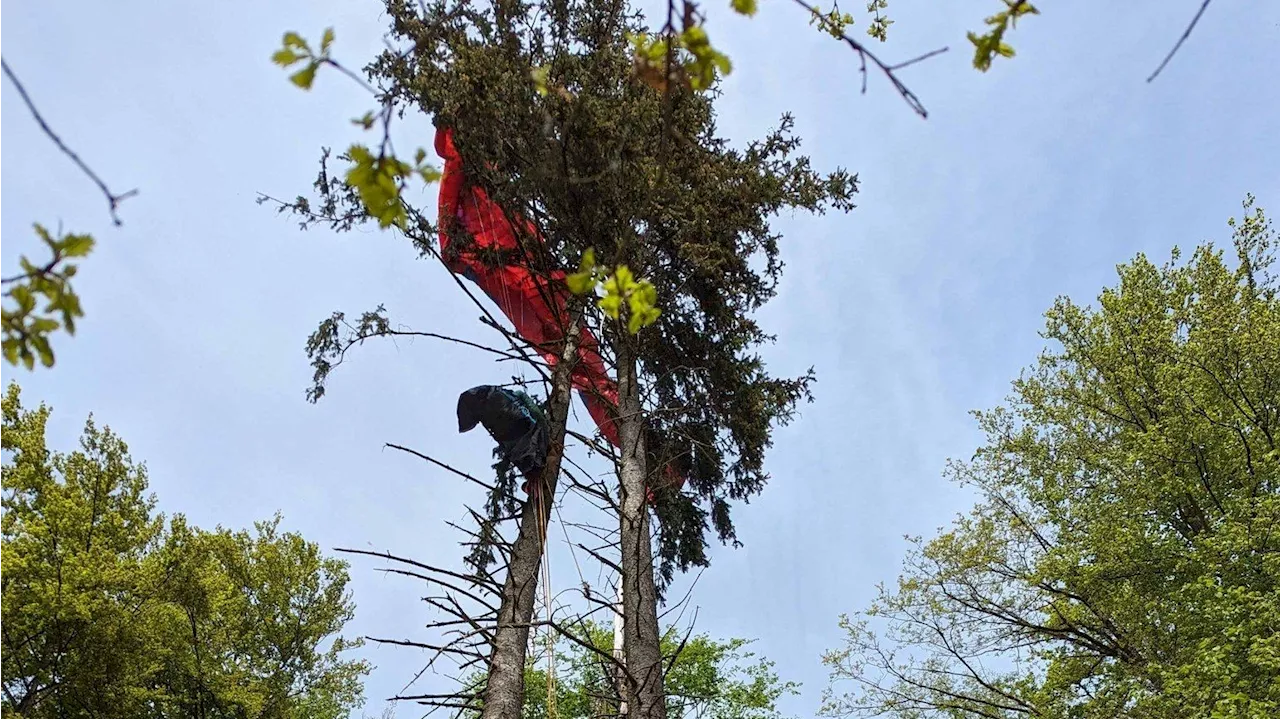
xmin=305 ymin=0 xmax=856 ymax=586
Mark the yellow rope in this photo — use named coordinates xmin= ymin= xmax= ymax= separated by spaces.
xmin=535 ymin=484 xmax=559 ymax=719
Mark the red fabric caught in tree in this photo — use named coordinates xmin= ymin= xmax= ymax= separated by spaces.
xmin=434 ymin=126 xmax=684 ymax=496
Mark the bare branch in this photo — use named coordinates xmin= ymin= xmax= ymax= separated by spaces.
xmin=1147 ymin=0 xmax=1213 ymax=83
xmin=787 ymin=0 xmax=946 ymax=118
xmin=1 ymin=58 xmax=138 ymax=225
xmin=367 ymin=636 xmax=486 ymax=658
xmin=384 ymin=442 xmax=499 ymax=493
xmin=334 ymin=547 xmax=501 ymax=592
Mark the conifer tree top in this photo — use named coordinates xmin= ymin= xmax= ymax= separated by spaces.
xmin=323 ymin=0 xmax=857 ymax=583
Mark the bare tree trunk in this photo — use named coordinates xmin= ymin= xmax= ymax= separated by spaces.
xmin=615 ymin=340 xmax=668 ymax=719
xmin=479 ymin=307 xmax=584 ymax=719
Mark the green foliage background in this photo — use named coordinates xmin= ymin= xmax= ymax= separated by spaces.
xmin=461 ymin=620 xmax=798 ymax=719
xmin=1 ymin=383 xmax=371 ymax=719
xmin=821 ymin=196 xmax=1280 ymax=718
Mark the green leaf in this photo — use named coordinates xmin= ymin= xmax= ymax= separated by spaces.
xmin=530 ymin=65 xmax=551 ymax=96
xmin=625 ymin=278 xmax=660 ymax=334
xmin=321 ymin=27 xmax=335 ymax=55
xmin=348 ymin=144 xmax=373 ymax=165
xmin=966 ymin=2 xmax=1034 ymax=71
xmin=343 ymin=144 xmax=409 ymax=229
xmin=29 ymin=318 xmax=60 ymax=334
xmin=627 ymin=304 xmax=660 ymax=334
xmin=601 ymin=268 xmax=625 ymax=299
xmin=290 ymin=62 xmax=319 ymax=90
xmin=272 ymin=48 xmax=302 ymax=67
xmin=352 ymin=111 xmax=376 ymax=129
xmin=34 ymin=223 xmax=56 ymax=249
xmin=633 ymin=279 xmax=658 ymax=308
xmin=599 ymin=293 xmax=622 ymax=319
xmin=566 ymin=248 xmax=600 ymax=294
xmin=566 ymin=271 xmax=595 ymax=295
xmin=731 ymin=0 xmax=758 ymax=17
xmin=613 ymin=265 xmax=637 ymax=291
xmin=418 ymin=166 xmax=442 ymax=184
xmin=11 ymin=285 xmax=36 ymax=314
xmin=58 ymin=233 xmax=95 ymax=259
xmin=283 ymin=31 xmax=309 ymax=51
xmin=31 ymin=334 xmax=54 ymax=368
xmin=683 ymin=25 xmax=709 ymax=47
xmin=1010 ymin=1 xmax=1039 ymax=18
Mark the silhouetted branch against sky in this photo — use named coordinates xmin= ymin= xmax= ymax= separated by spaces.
xmin=1147 ymin=0 xmax=1214 ymax=83
xmin=1 ymin=57 xmax=138 ymax=225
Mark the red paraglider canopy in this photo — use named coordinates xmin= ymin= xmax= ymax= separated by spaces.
xmin=434 ymin=126 xmax=684 ymax=495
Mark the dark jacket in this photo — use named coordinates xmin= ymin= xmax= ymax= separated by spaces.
xmin=457 ymin=385 xmax=549 ymax=483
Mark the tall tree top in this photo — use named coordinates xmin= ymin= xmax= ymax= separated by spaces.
xmin=301 ymin=0 xmax=856 ymax=583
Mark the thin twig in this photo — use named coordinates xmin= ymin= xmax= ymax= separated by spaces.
xmin=367 ymin=636 xmax=485 ymax=658
xmin=371 ymin=567 xmax=501 ymax=613
xmin=1 ymin=254 xmax=63 ymax=286
xmin=323 ymin=58 xmax=380 ymax=97
xmin=335 ymin=547 xmax=501 ymax=592
xmin=1147 ymin=0 xmax=1213 ymax=83
xmin=347 ymin=320 xmax=534 ymax=364
xmin=888 ymin=46 xmax=952 ymax=72
xmin=2 ymin=57 xmax=138 ymax=225
xmin=384 ymin=442 xmax=498 ymax=492
xmin=788 ymin=0 xmax=945 ymax=118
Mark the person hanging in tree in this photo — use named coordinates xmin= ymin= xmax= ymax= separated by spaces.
xmin=456 ymin=384 xmax=551 ymax=497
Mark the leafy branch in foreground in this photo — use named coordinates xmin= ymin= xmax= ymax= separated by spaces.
xmin=967 ymin=0 xmax=1039 ymax=71
xmin=566 ymin=249 xmax=662 ymax=335
xmin=1 ymin=224 xmax=94 ymax=369
xmin=272 ymin=28 xmax=441 ymax=229
xmin=271 ymin=30 xmax=659 ymax=327
xmin=633 ymin=0 xmax=947 ymax=117
xmin=638 ymin=0 xmax=1217 ymax=105
xmin=1 ymin=58 xmax=138 ymax=369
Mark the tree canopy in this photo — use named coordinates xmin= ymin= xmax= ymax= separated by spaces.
xmin=820 ymin=196 xmax=1279 ymax=718
xmin=1 ymin=383 xmax=370 ymax=719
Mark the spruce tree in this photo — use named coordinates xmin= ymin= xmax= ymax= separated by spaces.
xmin=279 ymin=0 xmax=854 ymax=716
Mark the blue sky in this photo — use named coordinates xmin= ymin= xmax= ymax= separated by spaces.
xmin=3 ymin=1 xmax=1278 ymax=716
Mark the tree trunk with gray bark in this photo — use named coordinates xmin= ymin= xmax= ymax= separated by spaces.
xmin=479 ymin=307 xmax=584 ymax=719
xmin=615 ymin=338 xmax=668 ymax=719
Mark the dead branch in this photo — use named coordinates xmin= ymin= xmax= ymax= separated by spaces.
xmin=384 ymin=442 xmax=499 ymax=493
xmin=1147 ymin=0 xmax=1213 ymax=82
xmin=336 ymin=546 xmax=502 ymax=592
xmin=1 ymin=58 xmax=138 ymax=224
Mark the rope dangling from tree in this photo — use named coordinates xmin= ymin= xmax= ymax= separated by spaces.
xmin=534 ymin=484 xmax=559 ymax=719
